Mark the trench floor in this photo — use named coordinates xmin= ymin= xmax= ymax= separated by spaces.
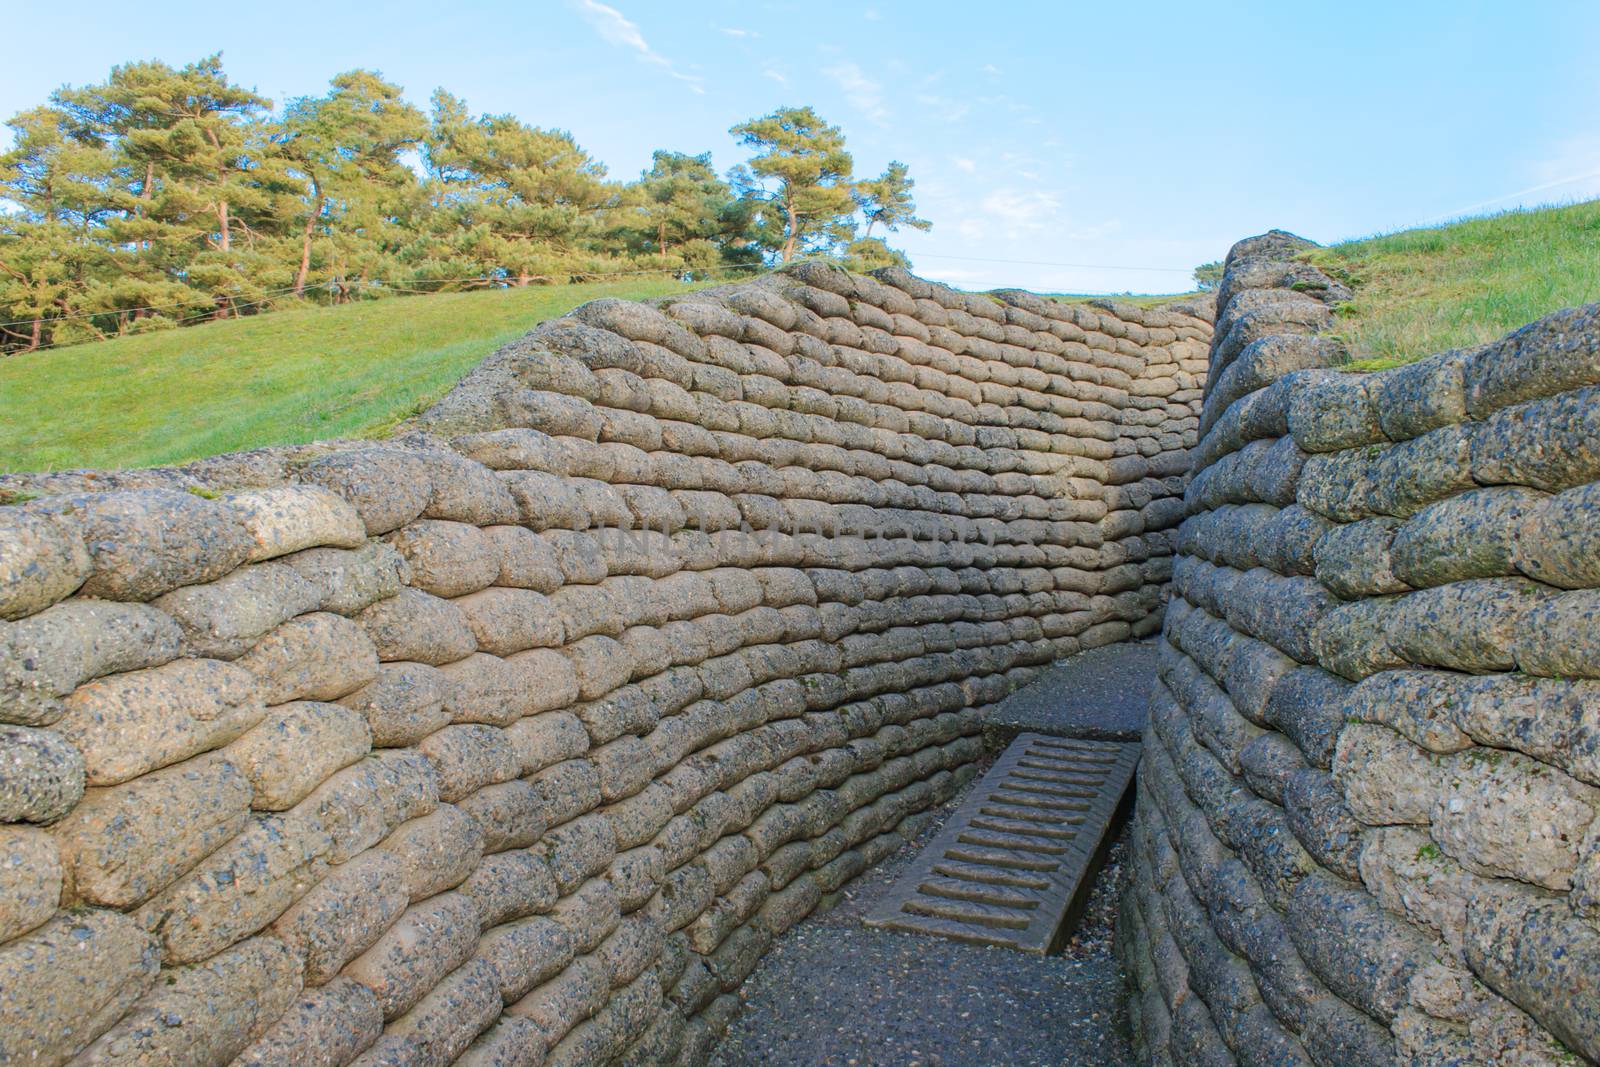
xmin=709 ymin=646 xmax=1155 ymax=1067
xmin=985 ymin=639 xmax=1158 ymax=741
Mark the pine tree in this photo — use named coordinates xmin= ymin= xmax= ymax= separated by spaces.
xmin=274 ymin=71 xmax=425 ymax=297
xmin=1 ymin=53 xmax=943 ymax=355
xmin=854 ymin=161 xmax=930 ymax=238
xmin=1192 ymin=261 xmax=1223 ymax=291
xmin=53 ymin=55 xmax=273 ymax=317
xmin=424 ymin=91 xmax=620 ymax=285
xmin=625 ymin=150 xmax=757 ymax=274
xmin=729 ymin=107 xmax=857 ymax=262
xmin=839 ymin=236 xmax=911 ymax=272
xmin=0 ymin=106 xmax=125 ymax=348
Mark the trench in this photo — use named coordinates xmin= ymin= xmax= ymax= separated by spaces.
xmin=710 ymin=642 xmax=1156 ymax=1067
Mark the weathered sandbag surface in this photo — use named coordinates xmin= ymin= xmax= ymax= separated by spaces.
xmin=1118 ymin=229 xmax=1600 ymax=1066
xmin=0 ymin=261 xmax=1210 ymax=1067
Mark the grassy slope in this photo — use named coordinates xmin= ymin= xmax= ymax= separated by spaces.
xmin=6 ymin=202 xmax=1594 ymax=472
xmin=0 ymin=278 xmax=703 ymax=473
xmin=1307 ymin=198 xmax=1600 ymax=369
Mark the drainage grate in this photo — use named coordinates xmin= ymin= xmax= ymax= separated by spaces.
xmin=863 ymin=732 xmax=1139 ymax=953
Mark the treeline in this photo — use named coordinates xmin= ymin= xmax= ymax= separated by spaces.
xmin=0 ymin=56 xmax=929 ymax=353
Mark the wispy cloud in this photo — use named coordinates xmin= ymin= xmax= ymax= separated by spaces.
xmin=1409 ymin=135 xmax=1600 ymax=227
xmin=981 ymin=188 xmax=1061 ymax=228
xmin=1526 ymin=134 xmax=1600 ymax=202
xmin=947 ymin=187 xmax=1069 ymax=242
xmin=762 ymin=68 xmax=788 ymax=85
xmin=864 ymin=8 xmax=882 ymax=20
xmin=952 ymin=157 xmax=977 ymax=174
xmin=573 ymin=0 xmax=706 ymax=94
xmin=823 ymin=61 xmax=888 ymax=124
xmin=1065 ymin=218 xmax=1124 ymax=242
xmin=719 ymin=26 xmax=758 ymax=38
xmin=914 ymin=92 xmax=970 ymax=124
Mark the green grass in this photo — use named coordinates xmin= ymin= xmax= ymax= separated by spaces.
xmin=8 ymin=201 xmax=1596 ymax=472
xmin=0 ymin=278 xmax=709 ymax=473
xmin=1307 ymin=198 xmax=1600 ymax=367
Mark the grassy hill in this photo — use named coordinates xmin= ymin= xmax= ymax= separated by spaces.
xmin=0 ymin=274 xmax=1210 ymax=475
xmin=0 ymin=277 xmax=707 ymax=473
xmin=1307 ymin=198 xmax=1600 ymax=369
xmin=3 ymin=200 xmax=1595 ymax=474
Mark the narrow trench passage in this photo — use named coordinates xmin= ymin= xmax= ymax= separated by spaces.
xmin=709 ymin=644 xmax=1155 ymax=1067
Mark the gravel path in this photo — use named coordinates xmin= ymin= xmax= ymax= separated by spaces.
xmin=985 ymin=641 xmax=1158 ymax=741
xmin=708 ymin=768 xmax=1136 ymax=1067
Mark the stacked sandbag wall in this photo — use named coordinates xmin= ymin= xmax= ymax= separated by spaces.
xmin=1118 ymin=230 xmax=1600 ymax=1066
xmin=0 ymin=260 xmax=1209 ymax=1067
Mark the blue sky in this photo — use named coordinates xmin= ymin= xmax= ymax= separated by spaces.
xmin=5 ymin=0 xmax=1599 ymax=293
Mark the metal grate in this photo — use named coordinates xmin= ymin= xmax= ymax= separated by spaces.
xmin=863 ymin=732 xmax=1140 ymax=953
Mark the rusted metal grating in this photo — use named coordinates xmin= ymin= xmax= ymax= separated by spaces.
xmin=863 ymin=732 xmax=1139 ymax=953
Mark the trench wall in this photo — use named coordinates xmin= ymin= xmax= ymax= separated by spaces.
xmin=1118 ymin=230 xmax=1600 ymax=1066
xmin=0 ymin=260 xmax=1210 ymax=1067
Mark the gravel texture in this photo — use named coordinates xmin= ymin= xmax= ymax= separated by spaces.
xmin=708 ymin=764 xmax=1136 ymax=1067
xmin=985 ymin=641 xmax=1159 ymax=741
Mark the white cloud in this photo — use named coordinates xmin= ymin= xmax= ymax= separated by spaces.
xmin=719 ymin=26 xmax=758 ymax=38
xmin=762 ymin=68 xmax=788 ymax=85
xmin=980 ymin=188 xmax=1061 ymax=229
xmin=914 ymin=92 xmax=970 ymax=124
xmin=942 ymin=186 xmax=1096 ymax=244
xmin=574 ymin=1 xmax=706 ymax=94
xmin=1065 ymin=218 xmax=1124 ymax=242
xmin=823 ymin=61 xmax=889 ymax=124
xmin=952 ymin=157 xmax=977 ymax=174
xmin=1412 ymin=134 xmax=1600 ymax=228
xmin=864 ymin=8 xmax=882 ymax=20
xmin=1526 ymin=134 xmax=1600 ymax=203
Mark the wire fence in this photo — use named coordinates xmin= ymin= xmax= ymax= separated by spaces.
xmin=0 ymin=250 xmax=1208 ymax=358
xmin=8 ymin=160 xmax=1599 ymax=358
xmin=0 ymin=262 xmax=779 ymax=356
